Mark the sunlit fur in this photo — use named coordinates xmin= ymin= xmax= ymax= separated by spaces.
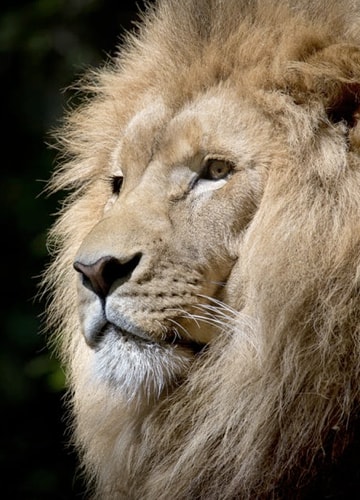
xmin=44 ymin=0 xmax=360 ymax=498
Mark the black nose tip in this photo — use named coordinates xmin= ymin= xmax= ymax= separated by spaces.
xmin=73 ymin=253 xmax=142 ymax=298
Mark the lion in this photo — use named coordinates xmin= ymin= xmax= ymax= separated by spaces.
xmin=45 ymin=0 xmax=360 ymax=498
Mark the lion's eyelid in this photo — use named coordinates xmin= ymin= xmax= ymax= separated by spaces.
xmin=109 ymin=175 xmax=123 ymax=194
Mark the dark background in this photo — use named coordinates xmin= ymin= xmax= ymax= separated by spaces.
xmin=1 ymin=1 xmax=150 ymax=498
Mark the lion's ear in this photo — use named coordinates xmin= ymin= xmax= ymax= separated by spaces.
xmin=286 ymin=43 xmax=360 ymax=129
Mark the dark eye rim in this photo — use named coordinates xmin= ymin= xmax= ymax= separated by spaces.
xmin=110 ymin=175 xmax=123 ymax=194
xmin=200 ymin=157 xmax=235 ymax=181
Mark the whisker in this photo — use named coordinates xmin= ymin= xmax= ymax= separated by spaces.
xmin=166 ymin=306 xmax=203 ymax=329
xmin=209 ymin=281 xmax=227 ymax=287
xmin=187 ymin=314 xmax=228 ymax=330
xmin=166 ymin=299 xmax=237 ymax=336
xmin=175 ymin=306 xmax=229 ymax=330
xmin=154 ymin=319 xmax=169 ymax=340
xmin=196 ymin=294 xmax=238 ymax=316
xmin=193 ymin=303 xmax=236 ymax=321
xmin=167 ymin=317 xmax=190 ymax=339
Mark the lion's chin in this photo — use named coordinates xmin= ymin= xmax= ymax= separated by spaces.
xmin=90 ymin=324 xmax=198 ymax=403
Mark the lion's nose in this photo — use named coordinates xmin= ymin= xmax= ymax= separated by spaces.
xmin=73 ymin=253 xmax=142 ymax=298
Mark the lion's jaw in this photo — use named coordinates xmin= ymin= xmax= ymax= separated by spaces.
xmin=73 ymin=92 xmax=271 ymax=402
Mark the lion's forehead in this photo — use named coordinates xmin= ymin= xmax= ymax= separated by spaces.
xmin=111 ymin=89 xmax=274 ymax=180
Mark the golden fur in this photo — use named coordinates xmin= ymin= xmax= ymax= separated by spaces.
xmin=45 ymin=0 xmax=360 ymax=498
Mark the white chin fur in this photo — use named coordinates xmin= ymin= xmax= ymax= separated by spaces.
xmin=91 ymin=329 xmax=193 ymax=404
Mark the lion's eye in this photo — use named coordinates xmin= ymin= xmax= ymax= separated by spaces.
xmin=200 ymin=158 xmax=234 ymax=181
xmin=110 ymin=175 xmax=123 ymax=195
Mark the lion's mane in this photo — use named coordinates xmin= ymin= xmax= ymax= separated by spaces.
xmin=45 ymin=0 xmax=360 ymax=498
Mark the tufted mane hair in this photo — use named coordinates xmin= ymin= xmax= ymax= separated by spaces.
xmin=45 ymin=0 xmax=360 ymax=498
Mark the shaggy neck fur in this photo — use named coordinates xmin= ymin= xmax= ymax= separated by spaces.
xmin=45 ymin=0 xmax=360 ymax=498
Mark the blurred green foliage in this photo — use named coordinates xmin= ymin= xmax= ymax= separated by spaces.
xmin=1 ymin=1 xmax=146 ymax=497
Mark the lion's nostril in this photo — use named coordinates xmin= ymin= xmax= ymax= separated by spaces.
xmin=73 ymin=253 xmax=142 ymax=298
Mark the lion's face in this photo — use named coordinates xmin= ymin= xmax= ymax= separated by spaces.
xmin=73 ymin=90 xmax=273 ymax=400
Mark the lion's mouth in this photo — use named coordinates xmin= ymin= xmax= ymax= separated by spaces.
xmin=96 ymin=322 xmax=206 ymax=354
